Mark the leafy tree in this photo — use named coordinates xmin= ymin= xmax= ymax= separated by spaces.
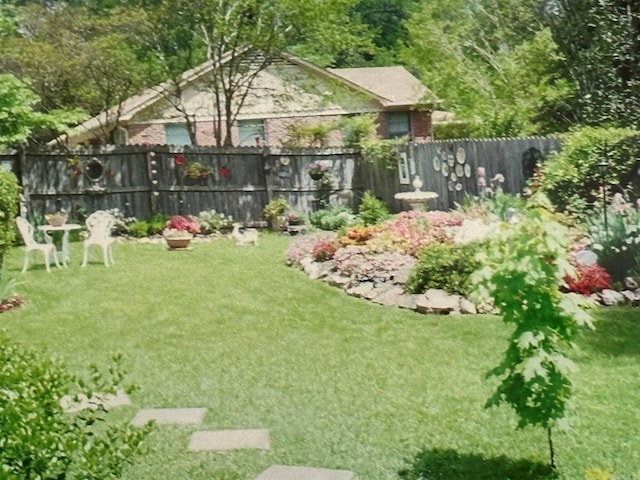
xmin=0 ymin=73 xmax=84 ymax=148
xmin=471 ymin=195 xmax=593 ymax=470
xmin=403 ymin=0 xmax=573 ymax=137
xmin=545 ymin=0 xmax=640 ymax=128
xmin=0 ymin=3 xmax=160 ymax=143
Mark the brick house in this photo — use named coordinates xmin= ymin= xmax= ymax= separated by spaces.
xmin=56 ymin=53 xmax=443 ymax=147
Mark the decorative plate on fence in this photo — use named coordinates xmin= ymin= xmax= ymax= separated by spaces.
xmin=456 ymin=147 xmax=466 ymax=164
xmin=464 ymin=164 xmax=471 ymax=178
xmin=448 ymin=180 xmax=455 ymax=191
xmin=433 ymin=155 xmax=441 ymax=171
xmin=455 ymin=182 xmax=463 ymax=191
xmin=455 ymin=164 xmax=464 ymax=178
xmin=447 ymin=154 xmax=455 ymax=167
xmin=442 ymin=164 xmax=449 ymax=177
xmin=450 ymin=172 xmax=457 ymax=182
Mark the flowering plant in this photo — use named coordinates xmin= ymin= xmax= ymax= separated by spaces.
xmin=197 ymin=209 xmax=233 ymax=233
xmin=45 ymin=209 xmax=68 ymax=226
xmin=163 ymin=215 xmax=200 ymax=238
xmin=306 ymin=161 xmax=330 ymax=178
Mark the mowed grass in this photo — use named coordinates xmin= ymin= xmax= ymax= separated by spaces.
xmin=1 ymin=234 xmax=639 ymax=480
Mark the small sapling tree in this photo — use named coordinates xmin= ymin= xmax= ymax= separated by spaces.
xmin=471 ymin=193 xmax=593 ymax=470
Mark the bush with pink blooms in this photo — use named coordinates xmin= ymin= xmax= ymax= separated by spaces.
xmin=165 ymin=215 xmax=201 ymax=234
xmin=332 ymin=245 xmax=416 ymax=282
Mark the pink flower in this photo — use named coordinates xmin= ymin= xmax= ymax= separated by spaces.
xmin=491 ymin=173 xmax=505 ymax=183
xmin=477 ymin=167 xmax=486 ymax=177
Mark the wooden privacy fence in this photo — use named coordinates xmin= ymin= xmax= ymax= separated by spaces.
xmin=3 ymin=136 xmax=560 ymax=224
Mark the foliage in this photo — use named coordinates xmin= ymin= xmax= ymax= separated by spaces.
xmin=563 ymin=263 xmax=612 ymax=296
xmin=285 ymin=231 xmax=337 ymax=267
xmin=0 ymin=74 xmax=84 ymax=147
xmin=406 ymin=241 xmax=483 ymax=297
xmin=588 ymin=192 xmax=640 ymax=284
xmin=127 ymin=220 xmax=150 ymax=238
xmin=357 ymin=190 xmax=390 ymax=226
xmin=333 ymin=245 xmax=416 ymax=282
xmin=306 ymin=161 xmax=331 ymax=178
xmin=0 ymin=334 xmax=152 ymax=479
xmin=402 ymin=1 xmax=571 ymax=137
xmin=282 ymin=121 xmax=336 ymax=147
xmin=367 ymin=210 xmax=461 ymax=257
xmin=165 ymin=215 xmax=200 ymax=234
xmin=0 ymin=5 xmax=155 ymax=143
xmin=0 ymin=170 xmax=19 ymax=274
xmin=311 ymin=239 xmax=338 ymax=262
xmin=197 ymin=209 xmax=234 ymax=233
xmin=183 ymin=161 xmax=213 ymax=179
xmin=309 ymin=205 xmax=357 ymax=231
xmin=470 ymin=198 xmax=594 ymax=469
xmin=546 ymin=1 xmax=640 ymax=129
xmin=338 ymin=225 xmax=375 ymax=246
xmin=263 ymin=197 xmax=290 ymax=222
xmin=337 ymin=114 xmax=377 ymax=148
xmin=359 ymin=136 xmax=405 ymax=169
xmin=539 ymin=126 xmax=639 ymax=216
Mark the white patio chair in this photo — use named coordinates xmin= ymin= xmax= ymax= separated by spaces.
xmin=81 ymin=210 xmax=116 ymax=267
xmin=16 ymin=216 xmax=61 ymax=273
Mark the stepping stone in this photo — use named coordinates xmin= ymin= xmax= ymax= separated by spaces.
xmin=60 ymin=390 xmax=131 ymax=413
xmin=188 ymin=429 xmax=270 ymax=451
xmin=255 ymin=465 xmax=356 ymax=480
xmin=130 ymin=408 xmax=207 ymax=427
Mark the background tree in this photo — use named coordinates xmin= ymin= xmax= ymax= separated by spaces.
xmin=0 ymin=3 xmax=160 ymax=143
xmin=545 ymin=0 xmax=640 ymax=128
xmin=402 ymin=0 xmax=574 ymax=137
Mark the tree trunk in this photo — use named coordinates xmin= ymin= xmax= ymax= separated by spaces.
xmin=548 ymin=427 xmax=556 ymax=470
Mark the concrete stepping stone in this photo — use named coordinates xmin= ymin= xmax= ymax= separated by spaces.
xmin=130 ymin=408 xmax=207 ymax=427
xmin=188 ymin=429 xmax=270 ymax=451
xmin=255 ymin=465 xmax=356 ymax=480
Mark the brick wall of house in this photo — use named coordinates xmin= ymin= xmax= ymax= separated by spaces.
xmin=411 ymin=111 xmax=432 ymax=142
xmin=266 ymin=115 xmax=343 ymax=147
xmin=127 ymin=111 xmax=431 ymax=147
xmin=128 ymin=124 xmax=165 ymax=145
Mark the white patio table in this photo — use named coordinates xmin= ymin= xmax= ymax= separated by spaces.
xmin=38 ymin=223 xmax=83 ymax=267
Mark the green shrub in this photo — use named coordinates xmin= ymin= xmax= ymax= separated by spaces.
xmin=0 ymin=334 xmax=152 ymax=479
xmin=309 ymin=205 xmax=357 ymax=231
xmin=0 ymin=170 xmax=19 ymax=269
xmin=358 ymin=190 xmax=390 ymax=226
xmin=337 ymin=114 xmax=376 ymax=147
xmin=406 ymin=241 xmax=483 ymax=296
xmin=540 ymin=126 xmax=639 ymax=216
xmin=127 ymin=220 xmax=150 ymax=238
xmin=147 ymin=213 xmax=169 ymax=235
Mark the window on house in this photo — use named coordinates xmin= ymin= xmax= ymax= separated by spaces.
xmin=164 ymin=124 xmax=192 ymax=146
xmin=238 ymin=119 xmax=266 ymax=147
xmin=386 ymin=111 xmax=411 ymax=139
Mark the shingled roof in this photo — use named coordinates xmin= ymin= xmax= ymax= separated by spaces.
xmin=328 ymin=66 xmax=435 ymax=108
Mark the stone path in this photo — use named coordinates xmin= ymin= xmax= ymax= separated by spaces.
xmin=86 ymin=405 xmax=358 ymax=479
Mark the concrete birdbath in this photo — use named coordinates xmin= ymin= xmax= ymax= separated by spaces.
xmin=394 ymin=175 xmax=438 ymax=210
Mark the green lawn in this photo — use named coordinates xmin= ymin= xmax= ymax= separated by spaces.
xmin=2 ymin=234 xmax=639 ymax=480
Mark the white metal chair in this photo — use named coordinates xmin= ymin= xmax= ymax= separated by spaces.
xmin=81 ymin=210 xmax=116 ymax=267
xmin=16 ymin=216 xmax=61 ymax=273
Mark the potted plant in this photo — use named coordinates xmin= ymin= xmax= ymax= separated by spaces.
xmin=286 ymin=213 xmax=304 ymax=226
xmin=306 ymin=161 xmax=330 ymax=181
xmin=163 ymin=215 xmax=201 ymax=249
xmin=44 ymin=210 xmax=68 ymax=227
xmin=263 ymin=197 xmax=290 ymax=231
xmin=183 ymin=161 xmax=213 ymax=181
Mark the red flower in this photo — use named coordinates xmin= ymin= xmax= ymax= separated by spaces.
xmin=175 ymin=155 xmax=186 ymax=166
xmin=219 ymin=165 xmax=230 ymax=177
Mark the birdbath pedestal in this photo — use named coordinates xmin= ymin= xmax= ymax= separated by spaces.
xmin=394 ymin=175 xmax=438 ymax=210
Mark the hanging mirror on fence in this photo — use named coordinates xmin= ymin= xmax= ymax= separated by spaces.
xmin=85 ymin=158 xmax=105 ymax=182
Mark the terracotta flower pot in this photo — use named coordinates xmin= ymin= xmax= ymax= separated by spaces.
xmin=164 ymin=235 xmax=192 ymax=250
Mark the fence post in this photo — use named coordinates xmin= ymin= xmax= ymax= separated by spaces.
xmin=262 ymin=147 xmax=274 ymax=208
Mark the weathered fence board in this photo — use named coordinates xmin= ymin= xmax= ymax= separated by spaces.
xmin=12 ymin=137 xmax=560 ymax=224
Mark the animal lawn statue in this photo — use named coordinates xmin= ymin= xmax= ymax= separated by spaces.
xmin=231 ymin=223 xmax=259 ymax=246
